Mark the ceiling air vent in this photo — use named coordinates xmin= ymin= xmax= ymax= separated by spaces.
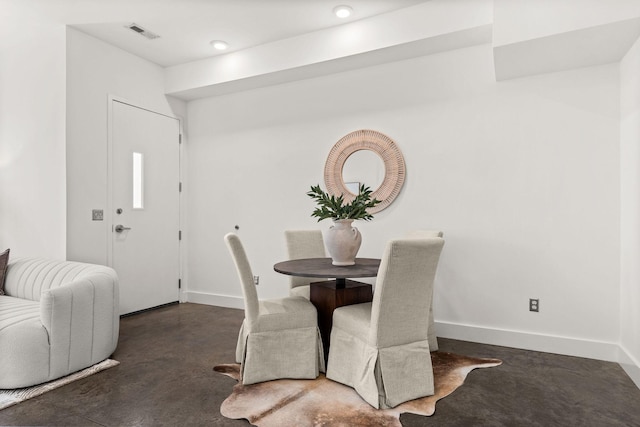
xmin=125 ymin=23 xmax=160 ymax=40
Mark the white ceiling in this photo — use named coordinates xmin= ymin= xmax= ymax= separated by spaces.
xmin=25 ymin=0 xmax=432 ymax=67
xmin=15 ymin=1 xmax=640 ymax=98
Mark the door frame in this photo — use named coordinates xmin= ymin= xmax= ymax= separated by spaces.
xmin=106 ymin=95 xmax=184 ymax=298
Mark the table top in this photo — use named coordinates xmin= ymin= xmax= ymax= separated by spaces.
xmin=273 ymin=257 xmax=380 ymax=279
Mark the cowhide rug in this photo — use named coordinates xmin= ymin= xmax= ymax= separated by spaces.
xmin=214 ymin=351 xmax=502 ymax=426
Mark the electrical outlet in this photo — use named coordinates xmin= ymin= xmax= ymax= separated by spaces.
xmin=92 ymin=209 xmax=104 ymax=221
xmin=529 ymin=298 xmax=539 ymax=312
xmin=253 ymin=276 xmax=259 ymax=286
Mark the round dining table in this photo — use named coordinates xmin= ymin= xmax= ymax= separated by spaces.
xmin=273 ymin=257 xmax=380 ymax=288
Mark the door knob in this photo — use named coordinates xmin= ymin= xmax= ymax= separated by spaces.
xmin=115 ymin=224 xmax=132 ymax=233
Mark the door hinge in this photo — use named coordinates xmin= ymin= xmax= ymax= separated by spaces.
xmin=179 ymin=230 xmax=182 ymax=240
xmin=179 ymin=182 xmax=182 ymax=192
xmin=178 ymin=279 xmax=182 ymax=289
xmin=179 ymin=134 xmax=182 ymax=144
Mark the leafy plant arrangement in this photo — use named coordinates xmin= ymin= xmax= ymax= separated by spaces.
xmin=307 ymin=184 xmax=381 ymax=222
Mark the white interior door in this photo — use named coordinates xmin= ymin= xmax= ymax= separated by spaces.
xmin=110 ymin=99 xmax=181 ymax=315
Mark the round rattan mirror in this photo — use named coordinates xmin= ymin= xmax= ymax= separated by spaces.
xmin=324 ymin=129 xmax=405 ymax=214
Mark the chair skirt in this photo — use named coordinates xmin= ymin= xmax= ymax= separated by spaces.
xmin=428 ymin=305 xmax=439 ymax=351
xmin=236 ymin=321 xmax=325 ymax=385
xmin=327 ymin=324 xmax=434 ymax=409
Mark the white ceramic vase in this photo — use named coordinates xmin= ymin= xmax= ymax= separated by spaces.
xmin=325 ymin=219 xmax=362 ymax=266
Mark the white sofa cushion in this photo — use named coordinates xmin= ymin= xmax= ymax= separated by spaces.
xmin=0 ymin=295 xmax=51 ymax=387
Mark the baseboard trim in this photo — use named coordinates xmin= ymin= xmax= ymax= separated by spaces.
xmin=185 ymin=291 xmax=244 ymax=310
xmin=120 ymin=301 xmax=179 ymax=318
xmin=619 ymin=345 xmax=640 ymax=389
xmin=435 ymin=321 xmax=621 ymax=363
xmin=437 ymin=322 xmax=639 ymax=389
xmin=620 ymin=363 xmax=640 ymax=389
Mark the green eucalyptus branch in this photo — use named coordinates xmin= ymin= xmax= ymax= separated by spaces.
xmin=306 ymin=184 xmax=381 ymax=222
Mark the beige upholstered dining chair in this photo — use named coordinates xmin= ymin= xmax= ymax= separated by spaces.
xmin=406 ymin=229 xmax=444 ymax=351
xmin=224 ymin=233 xmax=325 ymax=385
xmin=284 ymin=229 xmax=327 ymax=299
xmin=326 ymin=237 xmax=445 ymax=409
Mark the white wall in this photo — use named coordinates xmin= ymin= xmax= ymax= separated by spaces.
xmin=620 ymin=36 xmax=640 ymax=383
xmin=66 ymin=28 xmax=187 ymax=265
xmin=186 ymin=43 xmax=621 ymax=359
xmin=0 ymin=4 xmax=67 ymax=259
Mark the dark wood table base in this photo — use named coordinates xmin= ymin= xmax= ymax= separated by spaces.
xmin=310 ymin=279 xmax=373 ymax=362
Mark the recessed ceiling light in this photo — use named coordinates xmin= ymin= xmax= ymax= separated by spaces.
xmin=333 ymin=5 xmax=353 ymax=18
xmin=210 ymin=40 xmax=229 ymax=50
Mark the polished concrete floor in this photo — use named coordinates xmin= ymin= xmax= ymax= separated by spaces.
xmin=1 ymin=302 xmax=639 ymax=426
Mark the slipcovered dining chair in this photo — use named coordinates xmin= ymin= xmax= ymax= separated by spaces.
xmin=326 ymin=237 xmax=445 ymax=409
xmin=284 ymin=229 xmax=326 ymax=299
xmin=224 ymin=233 xmax=325 ymax=385
xmin=406 ymin=229 xmax=444 ymax=351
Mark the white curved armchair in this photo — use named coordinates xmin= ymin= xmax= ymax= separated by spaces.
xmin=0 ymin=258 xmax=119 ymax=388
xmin=225 ymin=233 xmax=325 ymax=385
xmin=326 ymin=237 xmax=445 ymax=409
xmin=284 ymin=229 xmax=326 ymax=299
